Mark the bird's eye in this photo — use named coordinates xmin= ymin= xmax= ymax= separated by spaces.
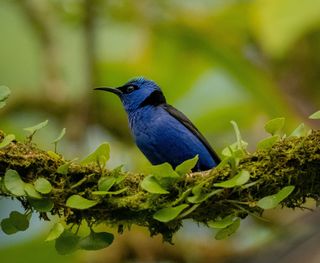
xmin=126 ymin=86 xmax=135 ymax=93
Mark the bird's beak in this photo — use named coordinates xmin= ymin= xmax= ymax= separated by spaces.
xmin=94 ymin=87 xmax=122 ymax=96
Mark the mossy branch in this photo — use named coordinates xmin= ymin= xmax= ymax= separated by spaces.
xmin=0 ymin=129 xmax=320 ymax=242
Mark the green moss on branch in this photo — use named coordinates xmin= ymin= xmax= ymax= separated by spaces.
xmin=0 ymin=130 xmax=320 ymax=241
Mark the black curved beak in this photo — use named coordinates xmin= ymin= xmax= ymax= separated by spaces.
xmin=94 ymin=87 xmax=122 ymax=96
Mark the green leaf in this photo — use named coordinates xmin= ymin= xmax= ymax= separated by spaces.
xmin=55 ymin=230 xmax=80 ymax=255
xmin=257 ymin=135 xmax=280 ymax=150
xmin=290 ymin=123 xmax=308 ymax=137
xmin=140 ymin=175 xmax=169 ymax=194
xmin=66 ymin=195 xmax=98 ymax=210
xmin=151 ymin=162 xmax=179 ymax=179
xmin=45 ymin=223 xmax=65 ymax=241
xmin=1 ymin=218 xmax=18 ymax=235
xmin=187 ymin=189 xmax=222 ymax=204
xmin=57 ymin=162 xmax=71 ymax=175
xmin=98 ymin=177 xmax=116 ymax=191
xmin=34 ymin=178 xmax=52 ymax=194
xmin=214 ymin=170 xmax=250 ymax=188
xmin=52 ymin=128 xmax=66 ymax=144
xmin=29 ymin=198 xmax=54 ymax=212
xmin=79 ymin=231 xmax=114 ymax=251
xmin=4 ymin=169 xmax=25 ymax=196
xmin=47 ymin=151 xmax=61 ymax=160
xmin=264 ymin=117 xmax=285 ymax=135
xmin=9 ymin=211 xmax=29 ymax=231
xmin=257 ymin=186 xmax=295 ymax=209
xmin=0 ymin=134 xmax=15 ymax=149
xmin=208 ymin=215 xmax=236 ymax=229
xmin=309 ymin=110 xmax=320 ymax=120
xmin=230 ymin=120 xmax=244 ymax=151
xmin=221 ymin=141 xmax=248 ymax=158
xmin=81 ymin=143 xmax=110 ymax=167
xmin=24 ymin=120 xmax=49 ymax=135
xmin=175 ymin=155 xmax=199 ymax=175
xmin=153 ymin=204 xmax=189 ymax=222
xmin=24 ymin=183 xmax=42 ymax=199
xmin=215 ymin=218 xmax=240 ymax=240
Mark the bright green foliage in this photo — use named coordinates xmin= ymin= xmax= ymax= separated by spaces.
xmin=153 ymin=204 xmax=189 ymax=222
xmin=257 ymin=186 xmax=295 ymax=209
xmin=290 ymin=123 xmax=308 ymax=137
xmin=52 ymin=128 xmax=66 ymax=152
xmin=57 ymin=162 xmax=71 ymax=175
xmin=0 ymin=86 xmax=10 ymax=109
xmin=151 ymin=162 xmax=179 ymax=179
xmin=79 ymin=231 xmax=114 ymax=251
xmin=187 ymin=189 xmax=222 ymax=204
xmin=34 ymin=178 xmax=52 ymax=194
xmin=81 ymin=143 xmax=110 ymax=168
xmin=46 ymin=223 xmax=65 ymax=241
xmin=4 ymin=169 xmax=25 ymax=196
xmin=24 ymin=120 xmax=49 ymax=141
xmin=214 ymin=170 xmax=250 ymax=188
xmin=29 ymin=198 xmax=54 ymax=212
xmin=0 ymin=134 xmax=15 ymax=149
xmin=309 ymin=110 xmax=320 ymax=120
xmin=264 ymin=117 xmax=285 ymax=135
xmin=55 ymin=230 xmax=80 ymax=255
xmin=175 ymin=155 xmax=199 ymax=175
xmin=98 ymin=177 xmax=116 ymax=191
xmin=141 ymin=175 xmax=169 ymax=194
xmin=257 ymin=135 xmax=280 ymax=150
xmin=208 ymin=215 xmax=236 ymax=229
xmin=66 ymin=195 xmax=98 ymax=210
xmin=24 ymin=183 xmax=42 ymax=199
xmin=215 ymin=218 xmax=240 ymax=240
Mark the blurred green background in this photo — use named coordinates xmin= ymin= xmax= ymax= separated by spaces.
xmin=0 ymin=0 xmax=320 ymax=262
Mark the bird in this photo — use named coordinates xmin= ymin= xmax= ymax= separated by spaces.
xmin=95 ymin=77 xmax=220 ymax=171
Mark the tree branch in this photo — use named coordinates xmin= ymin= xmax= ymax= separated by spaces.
xmin=0 ymin=130 xmax=320 ymax=242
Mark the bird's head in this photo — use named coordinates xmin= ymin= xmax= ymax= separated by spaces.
xmin=95 ymin=77 xmax=166 ymax=112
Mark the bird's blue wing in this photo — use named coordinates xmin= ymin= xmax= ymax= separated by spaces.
xmin=161 ymin=104 xmax=221 ymax=164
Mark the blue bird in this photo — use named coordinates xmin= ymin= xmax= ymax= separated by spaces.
xmin=95 ymin=77 xmax=220 ymax=171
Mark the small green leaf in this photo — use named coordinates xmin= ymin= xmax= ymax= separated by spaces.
xmin=1 ymin=218 xmax=18 ymax=235
xmin=29 ymin=198 xmax=54 ymax=212
xmin=34 ymin=178 xmax=52 ymax=194
xmin=52 ymin=128 xmax=66 ymax=144
xmin=140 ymin=175 xmax=169 ymax=194
xmin=98 ymin=177 xmax=116 ymax=191
xmin=79 ymin=231 xmax=114 ymax=251
xmin=24 ymin=120 xmax=48 ymax=135
xmin=214 ymin=170 xmax=250 ymax=188
xmin=66 ymin=195 xmax=98 ymax=210
xmin=0 ymin=134 xmax=15 ymax=149
xmin=215 ymin=218 xmax=240 ymax=240
xmin=309 ymin=110 xmax=320 ymax=120
xmin=24 ymin=183 xmax=42 ymax=199
xmin=230 ymin=120 xmax=244 ymax=151
xmin=55 ymin=230 xmax=80 ymax=255
xmin=290 ymin=123 xmax=308 ymax=137
xmin=153 ymin=204 xmax=189 ymax=222
xmin=9 ymin=211 xmax=29 ymax=231
xmin=208 ymin=215 xmax=235 ymax=229
xmin=92 ymin=188 xmax=127 ymax=196
xmin=264 ymin=117 xmax=285 ymax=135
xmin=257 ymin=135 xmax=280 ymax=150
xmin=46 ymin=223 xmax=65 ymax=241
xmin=151 ymin=162 xmax=179 ymax=179
xmin=4 ymin=169 xmax=25 ymax=196
xmin=221 ymin=141 xmax=248 ymax=158
xmin=47 ymin=151 xmax=61 ymax=160
xmin=187 ymin=189 xmax=222 ymax=204
xmin=175 ymin=155 xmax=199 ymax=175
xmin=57 ymin=162 xmax=71 ymax=175
xmin=257 ymin=186 xmax=295 ymax=209
xmin=81 ymin=143 xmax=110 ymax=167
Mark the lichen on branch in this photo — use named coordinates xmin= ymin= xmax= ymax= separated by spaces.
xmin=0 ymin=129 xmax=320 ymax=250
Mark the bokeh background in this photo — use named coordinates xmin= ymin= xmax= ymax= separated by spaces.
xmin=1 ymin=0 xmax=320 ymax=262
